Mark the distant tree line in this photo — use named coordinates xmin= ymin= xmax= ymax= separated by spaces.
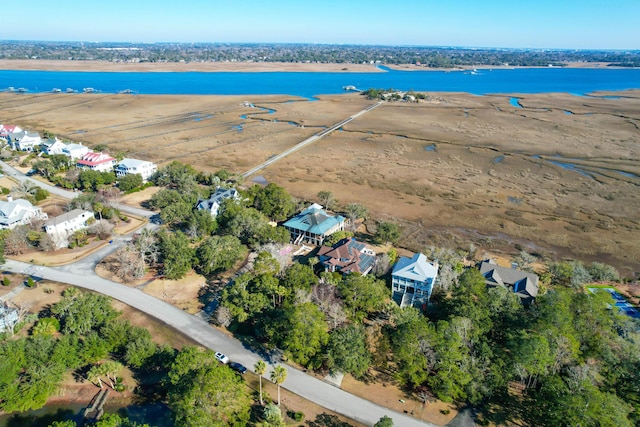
xmin=2 ymin=40 xmax=639 ymax=67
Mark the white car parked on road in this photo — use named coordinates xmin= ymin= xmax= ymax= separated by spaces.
xmin=215 ymin=352 xmax=229 ymax=364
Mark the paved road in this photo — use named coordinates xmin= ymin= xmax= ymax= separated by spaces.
xmin=3 ymin=259 xmax=434 ymax=427
xmin=1 ymin=153 xmax=436 ymax=426
xmin=0 ymin=160 xmax=154 ymax=218
xmin=242 ymin=101 xmax=383 ymax=178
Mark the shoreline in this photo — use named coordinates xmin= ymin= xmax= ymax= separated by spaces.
xmin=385 ymin=61 xmax=632 ymax=71
xmin=0 ymin=59 xmax=383 ymax=73
xmin=0 ymin=59 xmax=628 ymax=73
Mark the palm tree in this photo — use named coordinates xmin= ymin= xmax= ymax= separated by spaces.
xmin=270 ymin=365 xmax=287 ymax=406
xmin=94 ymin=202 xmax=104 ymax=221
xmin=31 ymin=317 xmax=59 ymax=337
xmin=254 ymin=359 xmax=267 ymax=405
xmin=87 ymin=364 xmax=104 ymax=389
xmin=102 ymin=361 xmax=123 ymax=389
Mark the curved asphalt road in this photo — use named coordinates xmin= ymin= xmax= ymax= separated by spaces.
xmin=0 ymin=160 xmax=435 ymax=426
xmin=4 ymin=259 xmax=433 ymax=427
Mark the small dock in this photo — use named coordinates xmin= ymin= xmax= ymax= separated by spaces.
xmin=83 ymin=389 xmax=110 ymax=423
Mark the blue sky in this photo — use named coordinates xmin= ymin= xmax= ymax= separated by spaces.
xmin=6 ymin=0 xmax=639 ymax=49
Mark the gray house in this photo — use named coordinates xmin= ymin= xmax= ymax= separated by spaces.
xmin=479 ymin=260 xmax=539 ymax=303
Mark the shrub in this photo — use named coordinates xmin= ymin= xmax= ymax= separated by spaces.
xmin=25 ymin=277 xmax=35 ymax=288
xmin=34 ymin=188 xmax=49 ymax=202
xmin=287 ymin=410 xmax=305 ymax=422
xmin=2 ymin=277 xmax=10 ymax=286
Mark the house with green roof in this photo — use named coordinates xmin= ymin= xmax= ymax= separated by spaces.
xmin=391 ymin=253 xmax=439 ymax=309
xmin=283 ymin=203 xmax=345 ymax=246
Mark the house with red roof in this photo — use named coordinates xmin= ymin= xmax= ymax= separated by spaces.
xmin=77 ymin=152 xmax=117 ymax=173
xmin=0 ymin=125 xmax=22 ymax=142
xmin=318 ymin=237 xmax=376 ymax=275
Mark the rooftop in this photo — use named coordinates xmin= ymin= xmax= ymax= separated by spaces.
xmin=392 ymin=253 xmax=438 ymax=282
xmin=283 ymin=204 xmax=345 ymax=236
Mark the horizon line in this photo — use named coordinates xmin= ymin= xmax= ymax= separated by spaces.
xmin=1 ymin=39 xmax=638 ymax=53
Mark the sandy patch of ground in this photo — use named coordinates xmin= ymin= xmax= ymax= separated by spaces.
xmin=9 ymin=280 xmax=70 ymax=314
xmin=8 ymin=214 xmax=145 ymax=267
xmin=0 ymin=59 xmax=382 ymax=73
xmin=142 ymin=272 xmax=207 ymax=314
xmin=2 ymin=90 xmax=640 ymax=278
xmin=120 ymin=186 xmax=161 ymax=210
xmin=9 ymin=239 xmax=108 ymax=266
xmin=96 ymin=252 xmax=207 ymax=315
xmin=340 ymin=372 xmax=457 ymax=425
xmin=243 ymin=372 xmax=367 ymax=427
xmin=0 ymin=176 xmax=17 ymax=191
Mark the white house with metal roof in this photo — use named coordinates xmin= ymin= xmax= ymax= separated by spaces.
xmin=115 ymin=158 xmax=157 ymax=182
xmin=0 ymin=197 xmax=49 ymax=229
xmin=196 ymin=187 xmax=240 ymax=218
xmin=43 ymin=138 xmax=68 ymax=155
xmin=391 ymin=252 xmax=439 ymax=309
xmin=62 ymin=143 xmax=91 ymax=160
xmin=8 ymin=130 xmax=41 ymax=151
xmin=43 ymin=209 xmax=95 ymax=248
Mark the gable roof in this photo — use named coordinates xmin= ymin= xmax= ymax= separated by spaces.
xmin=0 ymin=198 xmax=35 ymax=218
xmin=117 ymin=158 xmax=154 ymax=169
xmin=479 ymin=261 xmax=539 ymax=298
xmin=283 ymin=204 xmax=345 ymax=236
xmin=77 ymin=152 xmax=116 ymax=166
xmin=0 ymin=125 xmax=18 ymax=133
xmin=392 ymin=253 xmax=438 ymax=283
xmin=64 ymin=143 xmax=87 ymax=151
xmin=44 ymin=209 xmax=93 ymax=228
xmin=196 ymin=188 xmax=239 ymax=212
xmin=0 ymin=198 xmax=41 ymax=227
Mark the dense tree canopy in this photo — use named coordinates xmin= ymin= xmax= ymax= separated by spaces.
xmin=168 ymin=346 xmax=251 ymax=427
xmin=117 ymin=173 xmax=144 ymax=192
xmin=247 ymin=183 xmax=297 ymax=221
xmin=196 ymin=235 xmax=247 ymax=275
xmin=337 ymin=274 xmax=388 ymax=321
xmin=157 ymin=230 xmax=194 ymax=279
xmin=326 ymin=324 xmax=371 ymax=378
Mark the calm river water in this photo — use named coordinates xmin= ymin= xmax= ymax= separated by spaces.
xmin=1 ymin=67 xmax=639 ymax=98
